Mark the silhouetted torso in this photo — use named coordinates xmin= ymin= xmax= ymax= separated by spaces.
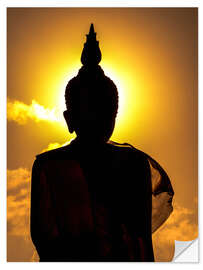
xmin=31 ymin=139 xmax=154 ymax=261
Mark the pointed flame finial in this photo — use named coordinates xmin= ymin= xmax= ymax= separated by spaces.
xmin=81 ymin=23 xmax=102 ymax=66
xmin=89 ymin=23 xmax=95 ymax=35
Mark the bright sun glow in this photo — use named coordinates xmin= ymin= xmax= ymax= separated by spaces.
xmin=101 ymin=63 xmax=127 ymax=123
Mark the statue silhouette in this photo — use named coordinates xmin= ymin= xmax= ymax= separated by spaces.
xmin=30 ymin=24 xmax=174 ymax=262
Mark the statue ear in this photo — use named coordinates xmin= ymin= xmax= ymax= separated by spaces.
xmin=63 ymin=110 xmax=74 ymax=133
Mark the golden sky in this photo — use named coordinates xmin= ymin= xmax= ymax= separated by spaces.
xmin=7 ymin=8 xmax=198 ymax=262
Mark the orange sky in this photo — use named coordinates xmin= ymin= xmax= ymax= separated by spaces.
xmin=7 ymin=8 xmax=198 ymax=261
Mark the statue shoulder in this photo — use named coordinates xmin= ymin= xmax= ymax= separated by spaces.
xmin=109 ymin=141 xmax=174 ymax=197
xmin=35 ymin=144 xmax=73 ymax=163
xmin=107 ymin=140 xmax=148 ymax=159
xmin=107 ymin=141 xmax=151 ymax=174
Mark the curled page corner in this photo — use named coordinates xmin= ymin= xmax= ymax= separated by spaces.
xmin=173 ymin=238 xmax=198 ymax=262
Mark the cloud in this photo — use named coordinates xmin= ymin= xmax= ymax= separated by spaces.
xmin=152 ymin=202 xmax=198 ymax=261
xmin=40 ymin=138 xmax=76 ymax=153
xmin=40 ymin=141 xmax=69 ymax=153
xmin=7 ymin=168 xmax=38 ymax=261
xmin=7 ymin=165 xmax=198 ymax=262
xmin=7 ymin=168 xmax=30 ymax=236
xmin=7 ymin=99 xmax=60 ymax=125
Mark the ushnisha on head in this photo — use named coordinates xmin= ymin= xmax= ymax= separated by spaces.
xmin=64 ymin=24 xmax=119 ymax=144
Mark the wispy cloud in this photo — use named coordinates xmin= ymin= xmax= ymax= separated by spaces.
xmin=152 ymin=202 xmax=198 ymax=261
xmin=7 ymin=168 xmax=38 ymax=261
xmin=7 ymin=99 xmax=60 ymax=125
xmin=40 ymin=141 xmax=70 ymax=153
xmin=7 ymin=168 xmax=31 ymax=237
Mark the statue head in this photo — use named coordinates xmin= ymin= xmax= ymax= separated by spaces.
xmin=64 ymin=24 xmax=118 ymax=144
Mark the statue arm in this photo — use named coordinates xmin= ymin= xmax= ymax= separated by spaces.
xmin=30 ymin=158 xmax=64 ymax=261
xmin=147 ymin=157 xmax=174 ymax=233
xmin=123 ymin=154 xmax=154 ymax=261
xmin=135 ymin=156 xmax=154 ymax=261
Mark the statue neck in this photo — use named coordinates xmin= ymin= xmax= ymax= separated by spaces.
xmin=71 ymin=136 xmax=107 ymax=151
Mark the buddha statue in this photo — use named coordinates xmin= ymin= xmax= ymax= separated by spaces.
xmin=30 ymin=24 xmax=174 ymax=262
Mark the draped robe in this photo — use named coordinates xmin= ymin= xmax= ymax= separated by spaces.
xmin=30 ymin=139 xmax=174 ymax=262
